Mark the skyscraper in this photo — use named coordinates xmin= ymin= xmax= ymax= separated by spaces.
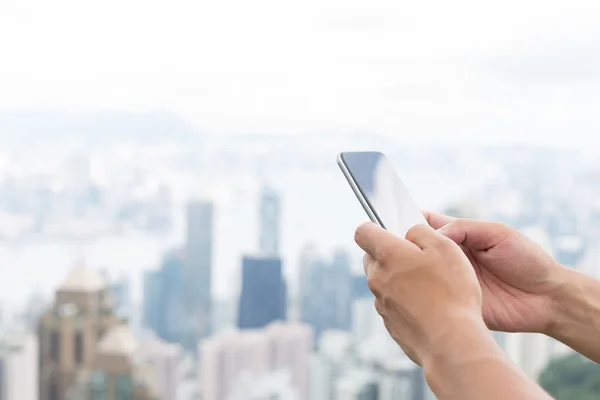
xmin=143 ymin=250 xmax=187 ymax=345
xmin=38 ymin=262 xmax=121 ymax=400
xmin=200 ymin=323 xmax=312 ymax=400
xmin=300 ymin=248 xmax=353 ymax=339
xmin=0 ymin=333 xmax=38 ymax=400
xmin=259 ymin=186 xmax=281 ymax=255
xmin=237 ymin=255 xmax=287 ymax=329
xmin=143 ymin=269 xmax=161 ymax=334
xmin=184 ymin=200 xmax=214 ymax=346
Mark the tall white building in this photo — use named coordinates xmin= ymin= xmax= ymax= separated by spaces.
xmin=352 ymin=297 xmax=377 ymax=345
xmin=310 ymin=330 xmax=353 ymax=400
xmin=0 ymin=333 xmax=38 ymax=400
xmin=138 ymin=336 xmax=183 ymax=400
xmin=259 ymin=187 xmax=281 ymax=256
xmin=200 ymin=323 xmax=312 ymax=400
xmin=309 ymin=353 xmax=335 ymax=400
xmin=265 ymin=323 xmax=312 ymax=398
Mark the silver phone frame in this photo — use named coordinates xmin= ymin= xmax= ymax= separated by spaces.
xmin=336 ymin=152 xmax=385 ymax=228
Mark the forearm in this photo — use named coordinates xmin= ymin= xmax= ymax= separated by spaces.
xmin=548 ymin=266 xmax=600 ymax=363
xmin=423 ymin=314 xmax=552 ymax=400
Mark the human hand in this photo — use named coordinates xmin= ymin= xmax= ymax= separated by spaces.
xmin=355 ymin=222 xmax=486 ymax=365
xmin=424 ymin=211 xmax=565 ymax=335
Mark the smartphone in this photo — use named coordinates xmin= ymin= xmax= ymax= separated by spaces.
xmin=337 ymin=151 xmax=427 ymax=237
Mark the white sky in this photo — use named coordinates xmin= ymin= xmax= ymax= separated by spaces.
xmin=1 ymin=0 xmax=600 ymax=146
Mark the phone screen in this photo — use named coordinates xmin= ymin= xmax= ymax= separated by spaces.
xmin=341 ymin=152 xmax=427 ymax=237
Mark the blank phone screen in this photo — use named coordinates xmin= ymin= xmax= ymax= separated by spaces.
xmin=341 ymin=152 xmax=427 ymax=237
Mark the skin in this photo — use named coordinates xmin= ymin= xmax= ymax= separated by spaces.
xmin=425 ymin=211 xmax=600 ymax=363
xmin=354 ymin=210 xmax=600 ymax=400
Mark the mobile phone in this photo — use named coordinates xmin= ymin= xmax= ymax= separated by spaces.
xmin=337 ymin=151 xmax=427 ymax=237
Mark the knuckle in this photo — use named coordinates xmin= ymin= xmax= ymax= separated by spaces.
xmin=435 ymin=236 xmax=455 ymax=251
xmin=405 ymin=224 xmax=424 ymax=240
xmin=375 ymin=241 xmax=396 ymax=264
xmin=366 ymin=274 xmax=381 ymax=296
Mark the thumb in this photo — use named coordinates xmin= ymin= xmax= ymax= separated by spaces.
xmin=438 ymin=219 xmax=509 ymax=251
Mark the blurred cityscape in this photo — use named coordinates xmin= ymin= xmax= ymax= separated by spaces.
xmin=1 ymin=113 xmax=600 ymax=399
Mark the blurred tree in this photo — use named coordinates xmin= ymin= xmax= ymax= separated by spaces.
xmin=539 ymin=353 xmax=600 ymax=399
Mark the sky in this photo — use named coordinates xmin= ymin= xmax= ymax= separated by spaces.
xmin=1 ymin=0 xmax=600 ymax=147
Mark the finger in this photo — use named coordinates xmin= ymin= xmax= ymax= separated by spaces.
xmin=355 ymin=222 xmax=417 ymax=262
xmin=354 ymin=222 xmax=395 ymax=256
xmin=422 ymin=210 xmax=456 ymax=229
xmin=362 ymin=252 xmax=376 ymax=275
xmin=438 ymin=219 xmax=509 ymax=250
xmin=405 ymin=224 xmax=441 ymax=250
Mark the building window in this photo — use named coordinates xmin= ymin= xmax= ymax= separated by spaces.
xmin=115 ymin=374 xmax=133 ymax=400
xmin=90 ymin=370 xmax=106 ymax=400
xmin=75 ymin=331 xmax=84 ymax=365
xmin=50 ymin=330 xmax=60 ymax=363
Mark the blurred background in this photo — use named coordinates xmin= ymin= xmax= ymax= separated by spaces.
xmin=1 ymin=0 xmax=600 ymax=399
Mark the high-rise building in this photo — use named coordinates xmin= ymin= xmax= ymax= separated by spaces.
xmin=238 ymin=255 xmax=287 ymax=329
xmin=0 ymin=333 xmax=38 ymax=400
xmin=66 ymin=324 xmax=157 ymax=400
xmin=184 ymin=200 xmax=214 ymax=346
xmin=309 ymin=353 xmax=335 ymax=400
xmin=264 ymin=323 xmax=312 ymax=399
xmin=300 ymin=248 xmax=352 ymax=339
xmin=38 ymin=262 xmax=121 ymax=400
xmin=201 ymin=330 xmax=269 ymax=400
xmin=259 ymin=186 xmax=281 ymax=255
xmin=352 ymin=297 xmax=378 ymax=345
xmin=158 ymin=250 xmax=187 ymax=344
xmin=143 ymin=269 xmax=161 ymax=334
xmin=137 ymin=337 xmax=182 ymax=400
xmin=200 ymin=323 xmax=311 ymax=400
xmin=143 ymin=250 xmax=187 ymax=345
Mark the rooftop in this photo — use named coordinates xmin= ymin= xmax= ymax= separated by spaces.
xmin=97 ymin=324 xmax=137 ymax=357
xmin=58 ymin=260 xmax=106 ymax=293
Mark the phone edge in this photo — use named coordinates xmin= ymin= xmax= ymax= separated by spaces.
xmin=336 ymin=152 xmax=383 ymax=227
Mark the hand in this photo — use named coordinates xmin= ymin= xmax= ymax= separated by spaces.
xmin=424 ymin=211 xmax=565 ymax=335
xmin=355 ymin=222 xmax=486 ymax=365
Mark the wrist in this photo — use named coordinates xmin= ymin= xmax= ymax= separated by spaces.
xmin=421 ymin=312 xmax=501 ymax=393
xmin=545 ymin=262 xmax=574 ymax=337
xmin=547 ymin=264 xmax=600 ymax=340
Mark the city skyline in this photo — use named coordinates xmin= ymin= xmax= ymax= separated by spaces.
xmin=0 ymin=142 xmax=595 ymax=398
xmin=2 ymin=0 xmax=600 ymax=398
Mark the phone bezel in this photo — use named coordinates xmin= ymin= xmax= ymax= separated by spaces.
xmin=336 ymin=152 xmax=387 ymax=229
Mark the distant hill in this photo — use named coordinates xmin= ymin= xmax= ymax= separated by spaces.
xmin=0 ymin=109 xmax=203 ymax=145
